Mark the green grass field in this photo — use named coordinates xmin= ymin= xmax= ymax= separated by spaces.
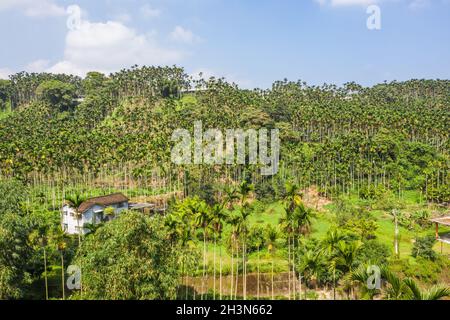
xmin=199 ymin=190 xmax=450 ymax=280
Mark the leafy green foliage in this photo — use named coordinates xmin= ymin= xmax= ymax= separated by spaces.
xmin=36 ymin=80 xmax=77 ymax=112
xmin=411 ymin=235 xmax=437 ymax=261
xmin=356 ymin=239 xmax=391 ymax=265
xmin=74 ymin=212 xmax=181 ymax=299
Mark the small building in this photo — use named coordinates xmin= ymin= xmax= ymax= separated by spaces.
xmin=62 ymin=193 xmax=129 ymax=235
xmin=431 ymin=216 xmax=450 ymax=244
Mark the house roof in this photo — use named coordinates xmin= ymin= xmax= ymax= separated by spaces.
xmin=78 ymin=193 xmax=128 ymax=213
xmin=430 ymin=216 xmax=450 ymax=226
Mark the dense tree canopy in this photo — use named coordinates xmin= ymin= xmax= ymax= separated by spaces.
xmin=73 ymin=212 xmax=181 ymax=299
xmin=0 ymin=66 xmax=447 ymax=202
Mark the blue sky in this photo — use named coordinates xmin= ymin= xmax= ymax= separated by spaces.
xmin=0 ymin=0 xmax=449 ymax=88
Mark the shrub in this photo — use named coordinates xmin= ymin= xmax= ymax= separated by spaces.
xmin=412 ymin=235 xmax=437 ymax=261
xmin=356 ymin=239 xmax=391 ymax=265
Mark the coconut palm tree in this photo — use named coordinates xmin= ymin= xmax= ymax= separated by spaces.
xmin=29 ymin=229 xmax=49 ymax=300
xmin=402 ymin=278 xmax=450 ymax=300
xmin=265 ymin=224 xmax=278 ymax=300
xmin=236 ymin=205 xmax=251 ymax=300
xmin=194 ymin=200 xmax=212 ymax=300
xmin=350 ymin=264 xmax=381 ymax=300
xmin=65 ymin=193 xmax=87 ymax=247
xmin=381 ymin=268 xmax=450 ymax=300
xmin=223 ymin=185 xmax=239 ymax=210
xmin=179 ymin=220 xmax=198 ymax=300
xmin=297 ymin=248 xmax=325 ymax=299
xmin=210 ymin=203 xmax=228 ymax=299
xmin=321 ymin=228 xmax=347 ymax=300
xmin=50 ymin=228 xmax=68 ymax=300
xmin=322 ymin=228 xmax=347 ymax=256
xmin=335 ymin=240 xmax=363 ymax=299
xmin=236 ymin=180 xmax=254 ymax=300
xmin=228 ymin=214 xmax=240 ymax=299
xmin=280 ymin=182 xmax=313 ymax=299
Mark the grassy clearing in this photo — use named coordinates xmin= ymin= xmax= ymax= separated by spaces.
xmin=200 ymin=190 xmax=450 ymax=278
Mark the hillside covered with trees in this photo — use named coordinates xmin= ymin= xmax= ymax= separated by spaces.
xmin=0 ymin=66 xmax=448 ymax=300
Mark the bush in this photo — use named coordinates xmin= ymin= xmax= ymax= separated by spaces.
xmin=356 ymin=239 xmax=391 ymax=265
xmin=254 ymin=179 xmax=276 ymax=202
xmin=36 ymin=80 xmax=77 ymax=112
xmin=411 ymin=235 xmax=437 ymax=261
xmin=360 ymin=184 xmax=386 ymax=200
xmin=74 ymin=212 xmax=182 ymax=299
xmin=401 ymin=257 xmax=444 ymax=284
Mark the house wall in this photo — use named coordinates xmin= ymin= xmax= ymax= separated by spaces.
xmin=62 ymin=201 xmax=129 ymax=235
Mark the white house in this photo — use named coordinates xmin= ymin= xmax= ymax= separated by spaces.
xmin=62 ymin=193 xmax=129 ymax=235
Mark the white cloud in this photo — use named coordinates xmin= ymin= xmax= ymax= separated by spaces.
xmin=47 ymin=6 xmax=185 ymax=76
xmin=140 ymin=4 xmax=161 ymax=18
xmin=113 ymin=13 xmax=132 ymax=23
xmin=170 ymin=26 xmax=202 ymax=44
xmin=0 ymin=0 xmax=65 ymax=17
xmin=0 ymin=68 xmax=13 ymax=79
xmin=26 ymin=59 xmax=50 ymax=72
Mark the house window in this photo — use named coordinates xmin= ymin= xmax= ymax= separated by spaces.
xmin=63 ymin=224 xmax=68 ymax=231
xmin=96 ymin=212 xmax=104 ymax=222
xmin=118 ymin=202 xmax=126 ymax=208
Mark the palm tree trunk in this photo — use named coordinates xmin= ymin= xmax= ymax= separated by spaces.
xmin=288 ymin=235 xmax=291 ymax=300
xmin=219 ymin=241 xmax=223 ymax=300
xmin=299 ymin=274 xmax=302 ymax=300
xmin=185 ymin=265 xmax=188 ymax=300
xmin=271 ymin=259 xmax=274 ymax=300
xmin=333 ymin=269 xmax=336 ymax=300
xmin=44 ymin=247 xmax=48 ymax=300
xmin=230 ymin=238 xmax=234 ymax=299
xmin=242 ymin=239 xmax=246 ymax=300
xmin=213 ymin=235 xmax=216 ymax=300
xmin=202 ymin=230 xmax=206 ymax=300
xmin=292 ymin=236 xmax=296 ymax=299
xmin=257 ymin=246 xmax=260 ymax=300
xmin=61 ymin=252 xmax=65 ymax=300
xmin=235 ymin=244 xmax=239 ymax=299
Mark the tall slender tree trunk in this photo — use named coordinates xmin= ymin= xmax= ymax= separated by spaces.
xmin=44 ymin=247 xmax=48 ymax=300
xmin=202 ymin=230 xmax=206 ymax=300
xmin=219 ymin=240 xmax=223 ymax=300
xmin=394 ymin=211 xmax=399 ymax=258
xmin=333 ymin=268 xmax=336 ymax=300
xmin=288 ymin=235 xmax=291 ymax=300
xmin=61 ymin=252 xmax=65 ymax=300
xmin=242 ymin=239 xmax=246 ymax=300
xmin=257 ymin=246 xmax=260 ymax=300
xmin=230 ymin=238 xmax=234 ymax=299
xmin=292 ymin=237 xmax=296 ymax=300
xmin=271 ymin=259 xmax=274 ymax=300
xmin=213 ymin=235 xmax=216 ymax=300
xmin=299 ymin=274 xmax=302 ymax=300
xmin=235 ymin=244 xmax=239 ymax=299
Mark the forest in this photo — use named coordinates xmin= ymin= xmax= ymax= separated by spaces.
xmin=0 ymin=65 xmax=449 ymax=300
